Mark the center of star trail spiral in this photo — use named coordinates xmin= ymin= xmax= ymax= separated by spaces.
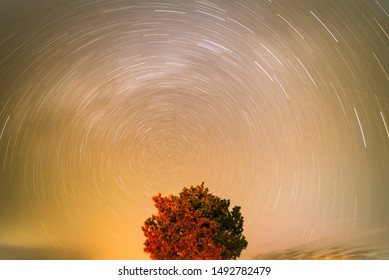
xmin=0 ymin=0 xmax=388 ymax=259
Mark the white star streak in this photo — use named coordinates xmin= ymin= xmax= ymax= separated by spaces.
xmin=354 ymin=108 xmax=367 ymax=148
xmin=380 ymin=111 xmax=389 ymax=139
xmin=310 ymin=10 xmax=339 ymax=43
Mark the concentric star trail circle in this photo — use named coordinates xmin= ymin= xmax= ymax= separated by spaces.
xmin=0 ymin=0 xmax=388 ymax=259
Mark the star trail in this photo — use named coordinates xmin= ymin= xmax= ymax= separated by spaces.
xmin=0 ymin=0 xmax=388 ymax=259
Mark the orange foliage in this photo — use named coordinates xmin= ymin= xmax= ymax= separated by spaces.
xmin=142 ymin=182 xmax=247 ymax=259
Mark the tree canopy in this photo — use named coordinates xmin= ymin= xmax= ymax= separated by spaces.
xmin=142 ymin=182 xmax=248 ymax=259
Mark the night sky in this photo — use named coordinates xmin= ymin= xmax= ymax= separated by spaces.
xmin=0 ymin=0 xmax=388 ymax=259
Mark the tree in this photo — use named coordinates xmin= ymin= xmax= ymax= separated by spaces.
xmin=142 ymin=182 xmax=248 ymax=259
